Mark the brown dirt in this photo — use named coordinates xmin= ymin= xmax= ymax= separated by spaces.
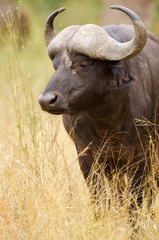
xmin=99 ymin=0 xmax=156 ymax=29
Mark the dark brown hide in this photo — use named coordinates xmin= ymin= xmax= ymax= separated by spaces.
xmin=39 ymin=15 xmax=159 ymax=204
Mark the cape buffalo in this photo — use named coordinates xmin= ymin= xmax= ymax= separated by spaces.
xmin=38 ymin=6 xmax=159 ymax=204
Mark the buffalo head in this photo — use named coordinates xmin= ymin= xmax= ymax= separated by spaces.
xmin=38 ymin=6 xmax=147 ymax=115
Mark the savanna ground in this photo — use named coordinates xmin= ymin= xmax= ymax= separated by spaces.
xmin=1 ymin=0 xmax=159 ymax=239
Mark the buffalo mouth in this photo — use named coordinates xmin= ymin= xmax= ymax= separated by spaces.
xmin=40 ymin=106 xmax=80 ymax=115
xmin=48 ymin=109 xmax=67 ymax=115
xmin=40 ymin=105 xmax=68 ymax=115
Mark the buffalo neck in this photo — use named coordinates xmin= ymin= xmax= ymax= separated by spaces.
xmin=86 ymin=88 xmax=131 ymax=136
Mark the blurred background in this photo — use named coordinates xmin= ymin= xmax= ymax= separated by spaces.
xmin=0 ymin=0 xmax=159 ymax=238
xmin=1 ymin=0 xmax=158 ymax=32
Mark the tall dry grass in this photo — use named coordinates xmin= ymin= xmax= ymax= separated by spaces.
xmin=0 ymin=4 xmax=159 ymax=240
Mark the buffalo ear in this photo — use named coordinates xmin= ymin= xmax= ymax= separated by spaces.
xmin=107 ymin=64 xmax=136 ymax=89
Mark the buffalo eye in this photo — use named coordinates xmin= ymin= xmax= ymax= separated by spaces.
xmin=79 ymin=63 xmax=88 ymax=69
xmin=70 ymin=54 xmax=90 ymax=70
xmin=80 ymin=64 xmax=88 ymax=69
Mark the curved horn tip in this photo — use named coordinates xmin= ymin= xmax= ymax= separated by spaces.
xmin=45 ymin=7 xmax=66 ymax=26
xmin=44 ymin=7 xmax=66 ymax=47
xmin=110 ymin=5 xmax=127 ymax=10
xmin=57 ymin=7 xmax=66 ymax=13
xmin=110 ymin=5 xmax=141 ymax=22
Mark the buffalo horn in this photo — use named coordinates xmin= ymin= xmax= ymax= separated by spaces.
xmin=109 ymin=5 xmax=147 ymax=60
xmin=67 ymin=6 xmax=147 ymax=61
xmin=44 ymin=7 xmax=66 ymax=46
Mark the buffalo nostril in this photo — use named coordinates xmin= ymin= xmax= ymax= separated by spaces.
xmin=49 ymin=95 xmax=57 ymax=106
xmin=38 ymin=93 xmax=58 ymax=109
